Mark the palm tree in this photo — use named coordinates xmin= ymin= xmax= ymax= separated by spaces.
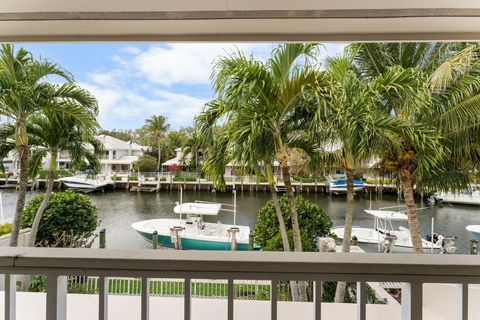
xmin=0 ymin=44 xmax=97 ymax=246
xmin=309 ymin=52 xmax=444 ymax=302
xmin=0 ymin=108 xmax=102 ymax=246
xmin=144 ymin=115 xmax=170 ymax=173
xmin=210 ymin=44 xmax=326 ymax=258
xmin=351 ymin=43 xmax=480 ymax=253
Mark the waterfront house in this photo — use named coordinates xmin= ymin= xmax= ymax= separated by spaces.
xmin=57 ymin=134 xmax=148 ymax=173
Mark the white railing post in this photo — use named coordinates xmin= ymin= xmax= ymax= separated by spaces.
xmin=46 ymin=275 xmax=67 ymax=320
xmin=356 ymin=282 xmax=366 ymax=320
xmin=99 ymin=276 xmax=109 ymax=320
xmin=141 ymin=277 xmax=149 ymax=320
xmin=314 ymin=280 xmax=322 ymax=320
xmin=271 ymin=280 xmax=277 ymax=320
xmin=456 ymin=283 xmax=468 ymax=320
xmin=227 ymin=279 xmax=234 ymax=320
xmin=4 ymin=274 xmax=16 ymax=320
xmin=402 ymin=282 xmax=423 ymax=320
xmin=184 ymin=278 xmax=191 ymax=320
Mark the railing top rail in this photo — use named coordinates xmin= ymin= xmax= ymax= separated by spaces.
xmin=0 ymin=248 xmax=479 ymax=282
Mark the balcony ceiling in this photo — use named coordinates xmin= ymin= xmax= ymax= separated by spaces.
xmin=1 ymin=0 xmax=480 ymax=41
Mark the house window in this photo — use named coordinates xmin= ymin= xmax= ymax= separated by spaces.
xmin=104 ymin=151 xmax=109 ymax=159
xmin=113 ymin=151 xmax=116 ymax=160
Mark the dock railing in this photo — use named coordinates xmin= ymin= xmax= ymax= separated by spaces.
xmin=1 ymin=248 xmax=479 ymax=320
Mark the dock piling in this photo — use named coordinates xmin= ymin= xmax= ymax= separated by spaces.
xmin=99 ymin=228 xmax=106 ymax=249
xmin=152 ymin=230 xmax=158 ymax=249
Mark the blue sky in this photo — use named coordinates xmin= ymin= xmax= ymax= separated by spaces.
xmin=20 ymin=43 xmax=345 ymax=130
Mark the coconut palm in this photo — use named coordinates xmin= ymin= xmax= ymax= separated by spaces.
xmin=0 ymin=108 xmax=102 ymax=246
xmin=144 ymin=115 xmax=170 ymax=173
xmin=0 ymin=44 xmax=98 ymax=246
xmin=209 ymin=43 xmax=325 ymax=258
xmin=351 ymin=42 xmax=480 ymax=253
xmin=308 ymin=52 xmax=445 ymax=302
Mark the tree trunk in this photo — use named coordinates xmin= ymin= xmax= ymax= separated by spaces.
xmin=399 ymin=167 xmax=424 ymax=254
xmin=157 ymin=139 xmax=161 ymax=173
xmin=281 ymin=164 xmax=308 ymax=302
xmin=9 ymin=144 xmax=29 ymax=247
xmin=265 ymin=163 xmax=290 ymax=252
xmin=28 ymin=154 xmax=57 ymax=247
xmin=281 ymin=165 xmax=302 ymax=252
xmin=334 ymin=170 xmax=355 ymax=303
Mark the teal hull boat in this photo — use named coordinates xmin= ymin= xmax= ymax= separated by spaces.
xmin=136 ymin=229 xmax=252 ymax=251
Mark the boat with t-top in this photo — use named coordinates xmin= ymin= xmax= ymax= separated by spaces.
xmin=131 ymin=189 xmax=255 ymax=251
xmin=331 ymin=206 xmax=456 ymax=254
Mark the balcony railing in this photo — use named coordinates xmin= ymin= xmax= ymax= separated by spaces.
xmin=1 ymin=248 xmax=479 ymax=320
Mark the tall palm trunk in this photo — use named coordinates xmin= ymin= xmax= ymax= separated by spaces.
xmin=28 ymin=153 xmax=57 ymax=247
xmin=9 ymin=144 xmax=29 ymax=246
xmin=265 ymin=164 xmax=290 ymax=252
xmin=334 ymin=170 xmax=355 ymax=303
xmin=157 ymin=138 xmax=161 ymax=173
xmin=281 ymin=164 xmax=308 ymax=302
xmin=399 ymin=167 xmax=423 ymax=253
xmin=266 ymin=163 xmax=301 ymax=301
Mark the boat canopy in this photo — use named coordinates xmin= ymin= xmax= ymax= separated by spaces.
xmin=332 ymin=179 xmax=365 ymax=186
xmin=364 ymin=210 xmax=408 ymax=221
xmin=173 ymin=202 xmax=221 ymax=216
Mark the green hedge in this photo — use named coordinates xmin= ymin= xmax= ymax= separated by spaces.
xmin=21 ymin=191 xmax=98 ymax=246
xmin=37 ymin=169 xmax=73 ymax=179
xmin=0 ymin=224 xmax=12 ymax=236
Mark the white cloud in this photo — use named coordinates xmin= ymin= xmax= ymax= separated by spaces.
xmin=132 ymin=43 xmax=273 ymax=86
xmin=81 ymin=82 xmax=207 ymax=130
xmin=81 ymin=42 xmax=345 ymax=130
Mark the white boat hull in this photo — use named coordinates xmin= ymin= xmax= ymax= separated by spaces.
xmin=60 ymin=176 xmax=111 ymax=190
xmin=434 ymin=192 xmax=480 ymax=205
xmin=331 ymin=226 xmax=440 ymax=253
xmin=466 ymin=225 xmax=480 ymax=241
xmin=132 ymin=218 xmax=252 ymax=250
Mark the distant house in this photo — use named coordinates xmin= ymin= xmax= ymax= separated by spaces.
xmin=161 ymin=147 xmax=192 ymax=172
xmin=57 ymin=134 xmax=149 ymax=173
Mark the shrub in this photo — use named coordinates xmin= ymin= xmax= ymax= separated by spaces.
xmin=21 ymin=191 xmax=98 ymax=246
xmin=133 ymin=155 xmax=158 ymax=173
xmin=0 ymin=223 xmax=12 ymax=236
xmin=255 ymin=196 xmax=333 ymax=252
xmin=38 ymin=169 xmax=73 ymax=179
xmin=128 ymin=176 xmax=138 ymax=181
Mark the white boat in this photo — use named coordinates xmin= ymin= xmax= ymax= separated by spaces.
xmin=331 ymin=207 xmax=448 ymax=253
xmin=59 ymin=174 xmax=111 ymax=191
xmin=131 ymin=190 xmax=256 ymax=251
xmin=433 ymin=189 xmax=480 ymax=205
xmin=466 ymin=225 xmax=480 ymax=241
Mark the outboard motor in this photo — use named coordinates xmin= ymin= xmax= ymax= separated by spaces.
xmin=381 ymin=234 xmax=398 ymax=253
xmin=436 ymin=235 xmax=457 ymax=254
xmin=426 ymin=233 xmax=439 ymax=243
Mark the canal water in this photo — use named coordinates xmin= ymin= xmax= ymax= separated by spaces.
xmin=1 ymin=189 xmax=479 ymax=253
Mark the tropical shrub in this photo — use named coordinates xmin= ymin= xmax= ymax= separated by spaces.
xmin=255 ymin=196 xmax=333 ymax=252
xmin=0 ymin=223 xmax=12 ymax=236
xmin=21 ymin=191 xmax=98 ymax=246
xmin=37 ymin=169 xmax=73 ymax=179
xmin=133 ymin=155 xmax=158 ymax=173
